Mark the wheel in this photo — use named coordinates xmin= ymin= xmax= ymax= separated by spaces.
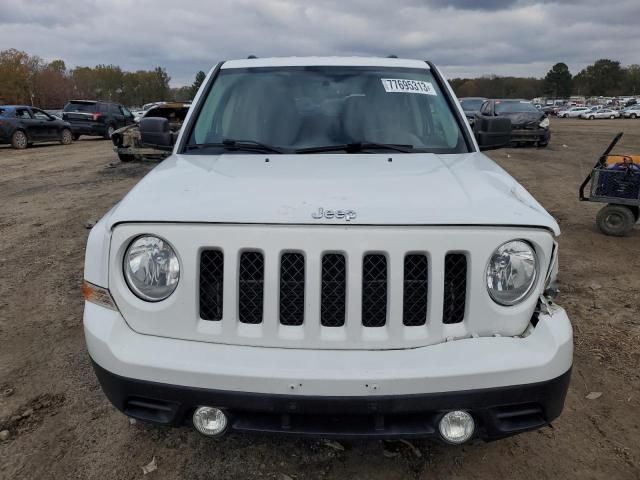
xmin=596 ymin=204 xmax=636 ymax=236
xmin=11 ymin=130 xmax=28 ymax=149
xmin=118 ymin=153 xmax=135 ymax=162
xmin=60 ymin=128 xmax=73 ymax=145
xmin=538 ymin=141 xmax=548 ymax=148
xmin=72 ymin=133 xmax=80 ymax=141
xmin=631 ymin=113 xmax=638 ymax=119
xmin=589 ymin=115 xmax=595 ymax=120
xmin=104 ymin=125 xmax=116 ymax=139
xmin=610 ymin=115 xmax=615 ymax=119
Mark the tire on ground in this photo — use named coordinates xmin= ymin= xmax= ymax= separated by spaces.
xmin=596 ymin=204 xmax=636 ymax=236
xmin=11 ymin=130 xmax=28 ymax=149
xmin=118 ymin=153 xmax=136 ymax=162
xmin=60 ymin=128 xmax=73 ymax=145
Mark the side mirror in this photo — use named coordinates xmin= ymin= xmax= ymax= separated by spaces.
xmin=139 ymin=117 xmax=174 ymax=150
xmin=474 ymin=116 xmax=511 ymax=151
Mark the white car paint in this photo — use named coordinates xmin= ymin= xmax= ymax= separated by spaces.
xmin=557 ymin=106 xmax=590 ymax=118
xmin=84 ymin=57 xmax=572 ymax=400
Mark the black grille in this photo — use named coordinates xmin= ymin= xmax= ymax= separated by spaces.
xmin=443 ymin=253 xmax=467 ymax=324
xmin=321 ymin=254 xmax=346 ymax=327
xmin=362 ymin=254 xmax=387 ymax=327
xmin=238 ymin=251 xmax=264 ymax=324
xmin=403 ymin=254 xmax=428 ymax=326
xmin=280 ymin=253 xmax=305 ymax=326
xmin=200 ymin=250 xmax=224 ymax=321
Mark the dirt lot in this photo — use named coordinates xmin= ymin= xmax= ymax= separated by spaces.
xmin=1 ymin=119 xmax=639 ymax=479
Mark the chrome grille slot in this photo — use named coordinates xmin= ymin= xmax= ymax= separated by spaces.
xmin=238 ymin=251 xmax=264 ymax=324
xmin=362 ymin=254 xmax=388 ymax=327
xmin=200 ymin=250 xmax=224 ymax=321
xmin=443 ymin=253 xmax=467 ymax=324
xmin=279 ymin=253 xmax=305 ymax=326
xmin=321 ymin=254 xmax=347 ymax=327
xmin=403 ymin=254 xmax=428 ymax=326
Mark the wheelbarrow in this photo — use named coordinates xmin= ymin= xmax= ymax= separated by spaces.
xmin=579 ymin=132 xmax=640 ymax=236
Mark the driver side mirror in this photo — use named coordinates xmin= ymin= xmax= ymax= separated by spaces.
xmin=474 ymin=116 xmax=511 ymax=151
xmin=139 ymin=117 xmax=174 ymax=150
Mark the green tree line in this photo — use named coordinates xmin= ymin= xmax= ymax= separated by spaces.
xmin=2 ymin=48 xmax=640 ymax=107
xmin=0 ymin=48 xmax=205 ymax=108
xmin=450 ymin=59 xmax=640 ymax=99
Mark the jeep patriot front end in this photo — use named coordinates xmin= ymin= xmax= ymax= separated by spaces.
xmin=83 ymin=57 xmax=572 ymax=443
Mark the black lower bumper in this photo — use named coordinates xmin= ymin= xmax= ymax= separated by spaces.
xmin=92 ymin=361 xmax=571 ymax=441
xmin=511 ymin=128 xmax=550 ymax=144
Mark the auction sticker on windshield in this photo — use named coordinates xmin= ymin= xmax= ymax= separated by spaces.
xmin=381 ymin=78 xmax=437 ymax=95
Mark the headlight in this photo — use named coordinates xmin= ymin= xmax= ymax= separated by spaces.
xmin=124 ymin=235 xmax=180 ymax=301
xmin=539 ymin=117 xmax=550 ymax=128
xmin=486 ymin=240 xmax=537 ymax=306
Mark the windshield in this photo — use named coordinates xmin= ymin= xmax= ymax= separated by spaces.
xmin=64 ymin=102 xmax=96 ymax=113
xmin=495 ymin=101 xmax=539 ymax=114
xmin=459 ymin=98 xmax=484 ymax=111
xmin=186 ymin=66 xmax=467 ymax=154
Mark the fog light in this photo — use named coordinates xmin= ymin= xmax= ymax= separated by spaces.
xmin=192 ymin=407 xmax=228 ymax=437
xmin=439 ymin=411 xmax=475 ymax=444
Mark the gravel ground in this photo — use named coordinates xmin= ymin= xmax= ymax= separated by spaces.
xmin=0 ymin=119 xmax=639 ymax=479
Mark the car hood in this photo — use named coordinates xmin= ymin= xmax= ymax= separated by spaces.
xmin=498 ymin=111 xmax=545 ymax=126
xmin=105 ymin=152 xmax=559 ymax=235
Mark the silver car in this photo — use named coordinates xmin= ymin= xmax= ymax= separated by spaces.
xmin=622 ymin=105 xmax=640 ymax=118
xmin=580 ymin=108 xmax=620 ymax=120
xmin=557 ymin=106 xmax=591 ymax=118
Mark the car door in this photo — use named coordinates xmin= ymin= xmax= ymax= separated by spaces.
xmin=120 ymin=106 xmax=135 ymax=126
xmin=31 ymin=108 xmax=58 ymax=139
xmin=109 ymin=103 xmax=126 ymax=128
xmin=15 ymin=108 xmax=43 ymax=140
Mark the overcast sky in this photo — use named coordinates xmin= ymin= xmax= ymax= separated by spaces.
xmin=1 ymin=0 xmax=639 ymax=86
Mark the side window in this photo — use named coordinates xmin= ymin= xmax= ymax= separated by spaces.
xmin=32 ymin=109 xmax=49 ymax=120
xmin=120 ymin=106 xmax=132 ymax=116
xmin=480 ymin=101 xmax=491 ymax=115
xmin=16 ymin=109 xmax=33 ymax=119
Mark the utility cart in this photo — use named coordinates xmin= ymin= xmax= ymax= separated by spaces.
xmin=579 ymin=132 xmax=640 ymax=236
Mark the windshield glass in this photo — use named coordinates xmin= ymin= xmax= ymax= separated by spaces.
xmin=459 ymin=98 xmax=484 ymax=111
xmin=495 ymin=101 xmax=539 ymax=114
xmin=64 ymin=102 xmax=96 ymax=113
xmin=186 ymin=66 xmax=467 ymax=154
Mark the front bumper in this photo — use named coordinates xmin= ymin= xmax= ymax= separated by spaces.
xmin=85 ymin=302 xmax=573 ymax=440
xmin=510 ymin=127 xmax=550 ymax=144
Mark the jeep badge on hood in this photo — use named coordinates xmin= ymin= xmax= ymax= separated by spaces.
xmin=311 ymin=207 xmax=357 ymax=221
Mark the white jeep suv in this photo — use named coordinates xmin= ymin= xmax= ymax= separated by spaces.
xmin=83 ymin=57 xmax=572 ymax=444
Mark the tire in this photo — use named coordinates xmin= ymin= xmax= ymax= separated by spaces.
xmin=610 ymin=115 xmax=615 ymax=119
xmin=596 ymin=204 xmax=636 ymax=236
xmin=11 ymin=130 xmax=28 ymax=149
xmin=72 ymin=133 xmax=80 ymax=141
xmin=538 ymin=141 xmax=548 ymax=148
xmin=631 ymin=113 xmax=637 ymax=119
xmin=60 ymin=128 xmax=73 ymax=145
xmin=589 ymin=116 xmax=595 ymax=120
xmin=118 ymin=153 xmax=135 ymax=162
xmin=104 ymin=125 xmax=116 ymax=139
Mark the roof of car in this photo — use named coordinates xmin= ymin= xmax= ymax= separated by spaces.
xmin=0 ymin=105 xmax=29 ymax=109
xmin=221 ymin=56 xmax=430 ymax=69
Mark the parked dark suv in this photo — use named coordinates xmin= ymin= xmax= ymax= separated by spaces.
xmin=0 ymin=105 xmax=73 ymax=149
xmin=478 ymin=99 xmax=550 ymax=147
xmin=62 ymin=100 xmax=135 ymax=140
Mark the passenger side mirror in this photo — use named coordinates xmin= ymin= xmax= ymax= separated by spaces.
xmin=139 ymin=117 xmax=174 ymax=150
xmin=474 ymin=116 xmax=511 ymax=151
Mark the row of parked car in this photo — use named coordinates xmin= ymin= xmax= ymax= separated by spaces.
xmin=0 ymin=99 xmax=191 ymax=150
xmin=555 ymin=104 xmax=640 ymax=119
xmin=459 ymin=97 xmax=550 ymax=147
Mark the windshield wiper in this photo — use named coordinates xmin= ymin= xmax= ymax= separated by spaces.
xmin=295 ymin=141 xmax=416 ymax=154
xmin=185 ymin=138 xmax=285 ymax=153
